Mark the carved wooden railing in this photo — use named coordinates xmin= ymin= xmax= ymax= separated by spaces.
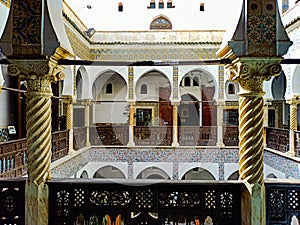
xmin=134 ymin=126 xmax=172 ymax=146
xmin=265 ymin=127 xmax=289 ymax=153
xmin=294 ymin=131 xmax=300 ymax=157
xmin=0 ymin=178 xmax=26 ymax=225
xmin=178 ymin=126 xmax=217 ymax=146
xmin=223 ymin=126 xmax=239 ymax=146
xmin=51 ymin=130 xmax=69 ymax=162
xmin=1 ymin=178 xmax=300 ymax=225
xmin=48 ymin=179 xmax=242 ymax=225
xmin=0 ymin=130 xmax=69 ymax=177
xmin=0 ymin=139 xmax=27 ymax=177
xmin=266 ymin=180 xmax=300 ymax=225
xmin=90 ymin=125 xmax=129 ymax=146
xmin=74 ymin=127 xmax=87 ymax=150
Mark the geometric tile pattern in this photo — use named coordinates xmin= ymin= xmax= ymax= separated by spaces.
xmin=50 ymin=147 xmax=300 ymax=180
xmin=247 ymin=1 xmax=276 ymax=56
xmin=51 ymin=147 xmax=240 ymax=178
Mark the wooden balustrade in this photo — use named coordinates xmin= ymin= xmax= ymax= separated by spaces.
xmin=294 ymin=131 xmax=300 ymax=156
xmin=74 ymin=127 xmax=88 ymax=149
xmin=51 ymin=130 xmax=69 ymax=161
xmin=0 ymin=130 xmax=69 ymax=177
xmin=48 ymin=179 xmax=242 ymax=225
xmin=0 ymin=139 xmax=27 ymax=177
xmin=90 ymin=125 xmax=129 ymax=146
xmin=178 ymin=126 xmax=217 ymax=146
xmin=266 ymin=127 xmax=289 ymax=153
xmin=134 ymin=126 xmax=172 ymax=146
xmin=223 ymin=126 xmax=239 ymax=146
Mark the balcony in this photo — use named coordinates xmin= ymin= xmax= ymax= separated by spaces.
xmin=1 ymin=126 xmax=300 ymax=178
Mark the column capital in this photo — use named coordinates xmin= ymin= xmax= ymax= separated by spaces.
xmin=83 ymin=99 xmax=93 ymax=106
xmin=286 ymin=96 xmax=300 ymax=106
xmin=227 ymin=57 xmax=282 ymax=93
xmin=63 ymin=95 xmax=75 ymax=105
xmin=171 ymin=101 xmax=180 ymax=106
xmin=7 ymin=58 xmax=65 ymax=84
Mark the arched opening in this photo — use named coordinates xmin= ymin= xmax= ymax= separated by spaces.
xmin=118 ymin=2 xmax=123 ymax=11
xmin=228 ymin=83 xmax=236 ymax=94
xmin=92 ymin=71 xmax=128 ymax=125
xmin=150 ymin=15 xmax=172 ymax=29
xmin=105 ymin=83 xmax=113 ymax=94
xmin=227 ymin=171 xmax=239 ymax=180
xmin=136 ymin=166 xmax=170 ymax=179
xmin=178 ymin=94 xmax=199 ymax=126
xmin=80 ymin=170 xmax=89 ymax=178
xmin=135 ymin=70 xmax=172 ymax=126
xmin=140 ymin=83 xmax=148 ymax=94
xmin=182 ymin=167 xmax=216 ymax=180
xmin=93 ymin=166 xmax=126 ymax=179
xmin=272 ymin=71 xmax=286 ymax=100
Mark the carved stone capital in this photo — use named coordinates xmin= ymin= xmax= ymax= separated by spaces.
xmin=83 ymin=99 xmax=92 ymax=107
xmin=7 ymin=59 xmax=65 ymax=83
xmin=63 ymin=96 xmax=75 ymax=105
xmin=227 ymin=58 xmax=282 ymax=93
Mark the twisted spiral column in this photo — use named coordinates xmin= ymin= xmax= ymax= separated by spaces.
xmin=26 ymin=78 xmax=52 ymax=184
xmin=239 ymin=93 xmax=264 ymax=185
xmin=228 ymin=58 xmax=282 ymax=186
xmin=287 ymin=98 xmax=299 ymax=156
xmin=289 ymin=100 xmax=298 ymax=131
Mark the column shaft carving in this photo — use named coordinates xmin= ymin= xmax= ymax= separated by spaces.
xmin=228 ymin=58 xmax=282 ymax=186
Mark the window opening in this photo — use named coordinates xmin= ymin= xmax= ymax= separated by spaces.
xmin=118 ymin=2 xmax=123 ymax=12
xmin=193 ymin=77 xmax=199 ymax=86
xmin=200 ymin=3 xmax=205 ymax=11
xmin=141 ymin=84 xmax=148 ymax=94
xmin=106 ymin=83 xmax=113 ymax=94
xmin=167 ymin=0 xmax=175 ymax=8
xmin=136 ymin=109 xmax=152 ymax=126
xmin=159 ymin=1 xmax=164 ymax=8
xmin=228 ymin=83 xmax=235 ymax=94
xmin=148 ymin=1 xmax=156 ymax=9
xmin=184 ymin=76 xmax=191 ymax=86
xmin=224 ymin=109 xmax=238 ymax=125
xmin=150 ymin=16 xmax=172 ymax=29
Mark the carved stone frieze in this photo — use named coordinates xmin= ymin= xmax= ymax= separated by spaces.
xmin=227 ymin=58 xmax=282 ymax=92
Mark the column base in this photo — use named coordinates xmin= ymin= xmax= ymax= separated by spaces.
xmin=68 ymin=149 xmax=76 ymax=154
xmin=127 ymin=142 xmax=135 ymax=147
xmin=172 ymin=142 xmax=179 ymax=147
